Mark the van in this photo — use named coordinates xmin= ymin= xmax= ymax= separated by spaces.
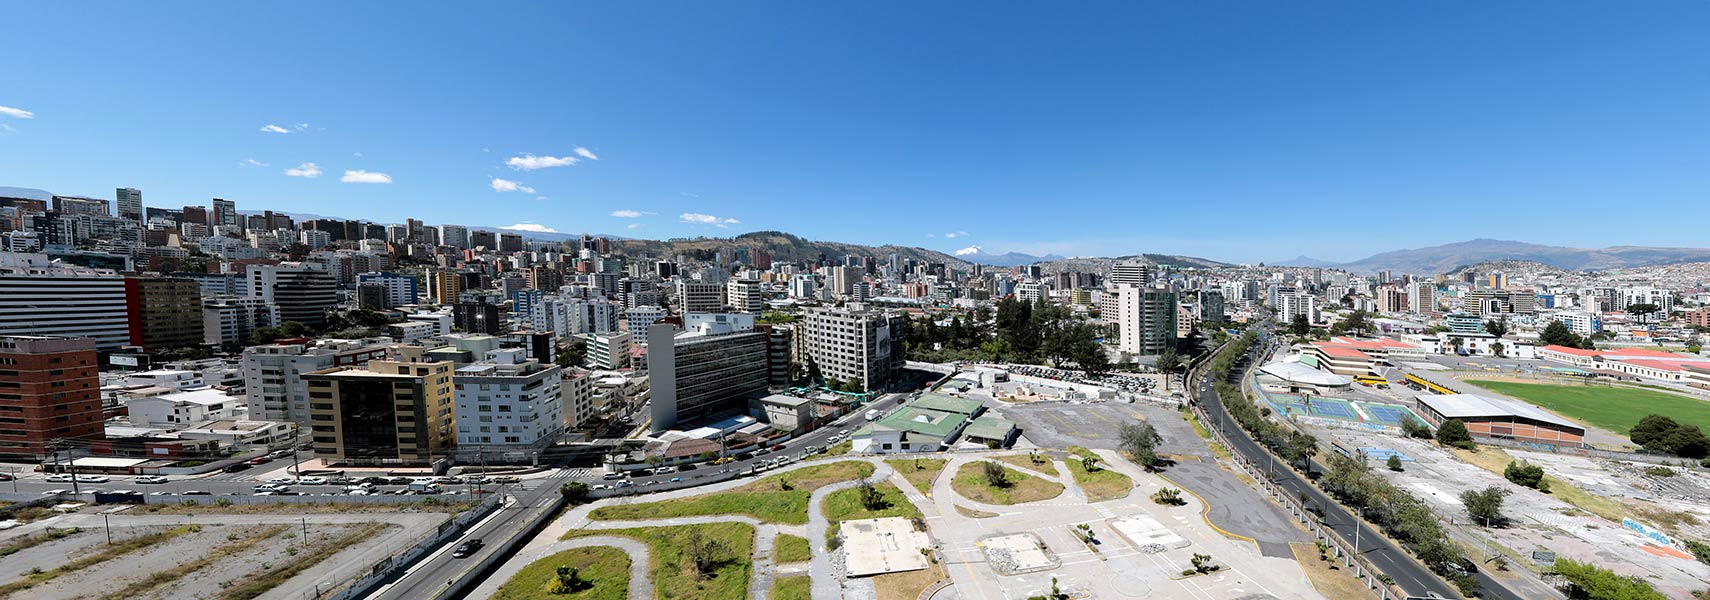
xmin=602 ymin=472 xmax=624 ymax=480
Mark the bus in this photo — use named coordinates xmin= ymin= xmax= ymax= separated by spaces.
xmin=1403 ymin=373 xmax=1454 ymax=395
xmin=1353 ymin=375 xmax=1388 ymax=388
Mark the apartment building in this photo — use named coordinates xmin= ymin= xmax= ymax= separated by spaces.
xmin=801 ymin=303 xmax=907 ymax=391
xmin=240 ymin=339 xmax=391 ymax=425
xmin=0 ymin=253 xmax=129 ymax=350
xmin=124 ymin=276 xmax=205 ymax=351
xmin=1114 ymin=285 xmax=1177 ymax=356
xmin=246 ymin=263 xmax=338 ymax=327
xmin=305 ymin=358 xmax=456 ymax=466
xmin=646 ymin=315 xmax=774 ymax=433
xmin=0 ymin=336 xmax=103 ymax=460
xmin=453 ymin=349 xmax=563 ymax=452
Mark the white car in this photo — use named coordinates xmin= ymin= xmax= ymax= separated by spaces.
xmin=267 ymin=476 xmax=296 ymax=484
xmin=45 ymin=474 xmax=74 ymax=483
xmin=135 ymin=475 xmax=170 ymax=484
xmin=113 ymin=489 xmax=140 ymax=495
xmin=74 ymin=474 xmax=109 ymax=484
xmin=41 ymin=489 xmax=70 ymax=495
xmin=297 ymin=476 xmax=328 ymax=485
xmin=254 ymin=483 xmax=289 ymax=493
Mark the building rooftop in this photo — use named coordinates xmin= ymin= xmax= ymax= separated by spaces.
xmin=1257 ymin=361 xmax=1353 ymax=386
xmin=909 ymin=393 xmax=984 ymax=415
xmin=873 ymin=407 xmax=964 ymax=438
xmin=963 ymin=415 xmax=1016 ymax=440
xmin=760 ymin=394 xmax=813 ymax=408
xmin=1414 ymin=393 xmax=1582 ymax=431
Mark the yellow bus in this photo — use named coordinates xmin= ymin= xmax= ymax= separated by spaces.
xmin=1353 ymin=375 xmax=1387 ymax=387
xmin=1404 ymin=373 xmax=1454 ymax=395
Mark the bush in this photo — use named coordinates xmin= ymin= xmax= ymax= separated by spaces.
xmin=1504 ymin=461 xmax=1546 ymax=489
xmin=1644 ymin=466 xmax=1677 ymax=478
xmin=1436 ymin=419 xmax=1475 ymax=450
xmin=1152 ymin=487 xmax=1186 ymax=506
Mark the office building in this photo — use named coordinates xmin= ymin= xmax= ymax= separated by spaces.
xmin=726 ymin=279 xmax=763 ymax=313
xmin=203 ymin=296 xmax=279 ymax=348
xmin=0 ymin=253 xmax=129 ymax=350
xmin=428 ymin=270 xmax=465 ymax=305
xmin=356 ymin=272 xmax=419 ymax=309
xmin=305 ymin=358 xmax=456 ymax=466
xmin=124 ymin=276 xmax=205 ymax=351
xmin=241 ymin=339 xmax=391 ymax=425
xmin=801 ymin=303 xmax=908 ymax=391
xmin=116 ymin=187 xmax=144 ymax=224
xmin=1408 ymin=281 xmax=1438 ymax=315
xmin=439 ymin=224 xmax=469 ymax=249
xmin=625 ymin=306 xmax=668 ymax=346
xmin=0 ymin=336 xmax=103 ymax=460
xmin=1109 ymin=261 xmax=1150 ymax=287
xmin=499 ymin=232 xmax=523 ymax=252
xmin=52 ymin=195 xmax=110 ymax=216
xmin=646 ymin=315 xmax=775 ymax=433
xmin=1114 ymin=285 xmax=1177 ymax=356
xmin=453 ymin=349 xmax=563 ymax=452
xmin=677 ymin=281 xmax=725 ymax=313
xmin=582 ymin=331 xmax=631 ymax=370
xmin=247 ymin=263 xmax=338 ymax=327
xmin=455 ymin=299 xmax=504 ymax=335
xmin=211 ymin=198 xmax=238 ymax=229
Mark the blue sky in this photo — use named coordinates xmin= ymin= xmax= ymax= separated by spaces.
xmin=4 ymin=2 xmax=1710 ymax=263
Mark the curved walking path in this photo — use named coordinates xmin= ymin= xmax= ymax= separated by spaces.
xmin=805 ymin=460 xmax=896 ymax=600
xmin=469 ymin=535 xmax=652 ymax=600
xmin=931 ymin=453 xmax=1081 ymax=515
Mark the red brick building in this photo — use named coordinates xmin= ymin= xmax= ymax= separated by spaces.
xmin=0 ymin=336 xmax=104 ymax=460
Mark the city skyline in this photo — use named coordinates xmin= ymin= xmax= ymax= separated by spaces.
xmin=6 ymin=3 xmax=1710 ymax=264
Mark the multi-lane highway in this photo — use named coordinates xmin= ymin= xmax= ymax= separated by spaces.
xmin=1192 ymin=329 xmax=1524 ymax=600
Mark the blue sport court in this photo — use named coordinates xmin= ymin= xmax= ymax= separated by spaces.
xmin=1358 ymin=447 xmax=1414 ymax=462
xmin=1360 ymin=403 xmax=1415 ymax=425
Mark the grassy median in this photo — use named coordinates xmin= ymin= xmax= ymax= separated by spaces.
xmin=564 ymin=521 xmax=754 ymax=600
xmin=950 ymin=461 xmax=1064 ymax=505
xmin=885 ymin=458 xmax=947 ymax=497
xmin=493 ymin=545 xmax=630 ymax=600
xmin=1065 ymin=446 xmax=1133 ymax=503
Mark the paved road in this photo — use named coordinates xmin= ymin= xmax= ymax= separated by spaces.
xmin=369 ymin=470 xmax=574 ymax=600
xmin=1196 ymin=330 xmax=1524 ymax=600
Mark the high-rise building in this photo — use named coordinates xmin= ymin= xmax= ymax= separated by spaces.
xmin=1277 ymin=292 xmax=1318 ymax=325
xmin=801 ymin=304 xmax=907 ymax=392
xmin=52 ymin=195 xmax=110 ymax=216
xmin=116 ymin=187 xmax=144 ymax=224
xmin=124 ymin=276 xmax=205 ymax=351
xmin=677 ymin=281 xmax=725 ymax=313
xmin=625 ymin=306 xmax=668 ymax=346
xmin=453 ymin=349 xmax=564 ymax=452
xmin=429 ymin=270 xmax=466 ymax=305
xmin=441 ymin=224 xmax=470 ymax=249
xmin=1115 ymin=285 xmax=1177 ymax=356
xmin=356 ymin=272 xmax=419 ymax=308
xmin=470 ymin=230 xmax=497 ymax=249
xmin=203 ymin=296 xmax=279 ymax=348
xmin=1109 ymin=261 xmax=1150 ymax=287
xmin=646 ymin=316 xmax=774 ymax=433
xmin=211 ymin=198 xmax=237 ymax=229
xmin=246 ymin=263 xmax=338 ymax=327
xmin=454 ymin=299 xmax=504 ymax=334
xmin=0 ymin=336 xmax=103 ymax=460
xmin=1408 ymin=281 xmax=1438 ymax=315
xmin=1375 ymin=285 xmax=1409 ymax=313
xmin=240 ymin=338 xmax=389 ymax=424
xmin=582 ymin=332 xmax=631 ymax=370
xmin=499 ymin=232 xmax=524 ymax=252
xmin=0 ymin=253 xmax=129 ymax=350
xmin=305 ymin=358 xmax=456 ymax=466
xmin=726 ymin=279 xmax=764 ymax=313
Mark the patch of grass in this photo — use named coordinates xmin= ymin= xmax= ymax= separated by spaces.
xmin=0 ymin=524 xmax=200 ymax=598
xmin=993 ymin=453 xmax=1058 ymax=477
xmin=589 ymin=461 xmax=874 ymax=525
xmin=1465 ymin=380 xmax=1710 ymax=435
xmin=824 ymin=482 xmax=921 ymax=526
xmin=824 ymin=440 xmax=853 ymax=456
xmin=1064 ymin=447 xmax=1133 ymax=503
xmin=493 ymin=545 xmax=630 ymax=600
xmin=885 ymin=458 xmax=947 ymax=497
xmin=771 ymin=575 xmax=811 ymax=600
xmin=873 ymin=562 xmax=946 ymax=600
xmin=950 ymin=461 xmax=1064 ymax=505
xmin=564 ymin=521 xmax=754 ymax=600
xmin=98 ymin=525 xmax=289 ymax=600
xmin=1290 ymin=542 xmax=1375 ymax=600
xmin=773 ymin=533 xmax=811 ymax=563
xmin=218 ymin=522 xmax=391 ymax=600
xmin=0 ymin=527 xmax=87 ymax=558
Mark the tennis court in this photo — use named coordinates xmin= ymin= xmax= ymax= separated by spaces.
xmin=1307 ymin=398 xmax=1358 ymax=420
xmin=1358 ymin=402 xmax=1419 ymax=426
xmin=1359 ymin=447 xmax=1413 ymax=462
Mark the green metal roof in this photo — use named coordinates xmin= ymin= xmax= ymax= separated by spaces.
xmin=910 ymin=393 xmax=984 ymax=415
xmin=873 ymin=407 xmax=964 ymax=438
xmin=963 ymin=415 xmax=1016 ymax=441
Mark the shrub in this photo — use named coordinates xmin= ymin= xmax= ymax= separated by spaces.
xmin=1504 ymin=461 xmax=1546 ymax=489
xmin=1152 ymin=487 xmax=1186 ymax=506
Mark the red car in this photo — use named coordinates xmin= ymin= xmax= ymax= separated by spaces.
xmin=247 ymin=457 xmax=273 ymax=465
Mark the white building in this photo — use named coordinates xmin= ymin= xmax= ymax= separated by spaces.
xmin=0 ymin=252 xmax=130 ymax=350
xmin=1115 ymin=284 xmax=1177 ymax=356
xmin=453 ymin=349 xmax=564 ymax=452
xmin=202 ymin=295 xmax=279 ymax=348
xmin=802 ymin=304 xmax=907 ymax=392
xmin=240 ymin=339 xmax=392 ymax=425
xmin=726 ymin=279 xmax=764 ymax=313
xmin=125 ymin=389 xmax=242 ymax=427
xmin=624 ymin=306 xmax=668 ymax=346
xmin=583 ymin=332 xmax=632 ymax=370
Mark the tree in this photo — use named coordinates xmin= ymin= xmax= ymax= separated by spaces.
xmin=1504 ymin=460 xmax=1547 ymax=490
xmin=1118 ymin=422 xmax=1163 ymax=470
xmin=1154 ymin=348 xmax=1181 ymax=392
xmin=1284 ymin=431 xmax=1319 ymax=472
xmin=683 ymin=531 xmax=732 ymax=579
xmin=1631 ymin=414 xmax=1710 ymax=458
xmin=857 ymin=480 xmax=888 ymax=510
xmin=1152 ymin=487 xmax=1186 ymax=506
xmin=1449 ymin=336 xmax=1465 ymax=354
xmin=1489 ymin=341 xmax=1506 ymax=357
xmin=248 ymin=326 xmax=284 ymax=346
xmin=550 ymin=564 xmax=587 ymax=594
xmin=560 ymin=338 xmax=588 ymax=368
xmin=1190 ymin=553 xmax=1220 ymax=573
xmin=280 ymin=321 xmax=309 ymax=337
xmin=1483 ymin=317 xmax=1509 ymax=340
xmin=979 ymin=338 xmax=1012 ymax=363
xmin=1539 ymin=320 xmax=1584 ymax=348
xmin=1625 ymin=303 xmax=1662 ymax=326
xmin=1081 ymin=455 xmax=1099 ymax=472
xmin=559 ymin=481 xmax=590 ymax=503
xmin=1553 ymin=558 xmax=1667 ymax=600
xmin=1387 ymin=454 xmax=1404 ymax=472
xmin=1400 ymin=415 xmax=1433 ymax=439
xmin=1460 ymin=485 xmax=1507 ymax=526
xmin=1436 ymin=419 xmax=1475 ymax=450
xmin=981 ymin=461 xmax=1011 ymax=488
xmin=1290 ymin=313 xmax=1311 ymax=336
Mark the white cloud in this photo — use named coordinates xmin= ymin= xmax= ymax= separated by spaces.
xmin=505 ymin=154 xmax=579 ymax=170
xmin=240 ymin=158 xmax=269 ymax=167
xmin=284 ymin=162 xmax=323 ymax=178
xmin=574 ymin=147 xmax=599 ymax=160
xmin=501 ymin=223 xmax=558 ymax=233
xmin=535 ymin=195 xmax=549 ymax=201
xmin=610 ymin=210 xmax=653 ymax=218
xmin=353 ymin=152 xmax=364 ymax=157
xmin=723 ymin=218 xmax=741 ymax=224
xmin=627 ymin=223 xmax=643 ymax=230
xmin=260 ymin=124 xmax=291 ymax=134
xmin=944 ymin=230 xmax=970 ymax=239
xmin=679 ymin=213 xmax=729 ymax=225
xmin=341 ymin=170 xmax=393 ymax=184
xmin=953 ymin=245 xmax=981 ymax=256
xmin=491 ymin=178 xmax=535 ymax=193
xmin=926 ymin=233 xmax=937 ymax=238
xmin=0 ymin=123 xmax=13 ymax=133
xmin=295 ymin=123 xmax=309 ymax=132
xmin=0 ymin=105 xmax=34 ymax=119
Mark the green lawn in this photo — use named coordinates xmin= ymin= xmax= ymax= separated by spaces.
xmin=563 ymin=521 xmax=753 ymax=600
xmin=1466 ymin=380 xmax=1710 ymax=435
xmin=884 ymin=458 xmax=947 ymax=497
xmin=771 ymin=575 xmax=811 ymax=600
xmin=588 ymin=461 xmax=874 ymax=525
xmin=1065 ymin=447 xmax=1133 ymax=503
xmin=993 ymin=453 xmax=1059 ymax=476
xmin=773 ymin=533 xmax=811 ymax=563
xmin=950 ymin=461 xmax=1065 ymax=505
xmin=494 ymin=546 xmax=630 ymax=600
xmin=823 ymin=482 xmax=922 ymax=525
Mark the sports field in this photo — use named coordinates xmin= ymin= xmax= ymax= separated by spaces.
xmin=1466 ymin=380 xmax=1710 ymax=435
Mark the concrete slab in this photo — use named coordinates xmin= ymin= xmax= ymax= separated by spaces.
xmin=841 ymin=517 xmax=932 ymax=577
xmin=979 ymin=532 xmax=1057 ymax=575
xmin=1108 ymin=514 xmax=1188 ymax=551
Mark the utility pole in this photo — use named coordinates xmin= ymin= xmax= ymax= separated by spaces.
xmin=103 ymin=513 xmax=112 ymax=544
xmin=289 ymin=426 xmax=304 ymax=477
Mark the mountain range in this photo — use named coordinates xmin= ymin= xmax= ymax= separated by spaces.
xmin=1281 ymin=239 xmax=1710 ymax=274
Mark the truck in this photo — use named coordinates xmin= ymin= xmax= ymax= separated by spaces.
xmin=407 ymin=481 xmax=442 ymax=494
xmin=865 ymin=409 xmax=881 ymax=421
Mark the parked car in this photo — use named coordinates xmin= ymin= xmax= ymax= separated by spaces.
xmin=135 ymin=475 xmax=169 ymax=484
xmin=436 ymin=475 xmax=464 ymax=484
xmin=45 ymin=474 xmax=74 ymax=483
xmin=297 ymin=476 xmax=327 ymax=485
xmin=41 ymin=489 xmax=70 ymax=495
xmin=246 ymin=456 xmax=273 ymax=465
xmin=451 ymin=538 xmax=484 ymax=558
xmin=74 ymin=474 xmax=109 ymax=483
xmin=183 ymin=490 xmax=211 ymax=496
xmin=267 ymin=476 xmax=297 ymax=484
xmin=491 ymin=475 xmax=519 ymax=484
xmin=359 ymin=476 xmax=390 ymax=485
xmin=222 ymin=462 xmax=252 ymax=473
xmin=388 ymin=476 xmax=414 ymax=485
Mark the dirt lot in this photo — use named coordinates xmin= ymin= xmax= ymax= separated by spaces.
xmin=1320 ymin=428 xmax=1710 ymax=598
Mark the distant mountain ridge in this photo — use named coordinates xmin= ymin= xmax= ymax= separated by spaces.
xmin=1333 ymin=239 xmax=1710 ymax=274
xmin=951 ymin=246 xmax=1066 ymax=266
xmin=609 ymin=231 xmax=971 ymax=267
